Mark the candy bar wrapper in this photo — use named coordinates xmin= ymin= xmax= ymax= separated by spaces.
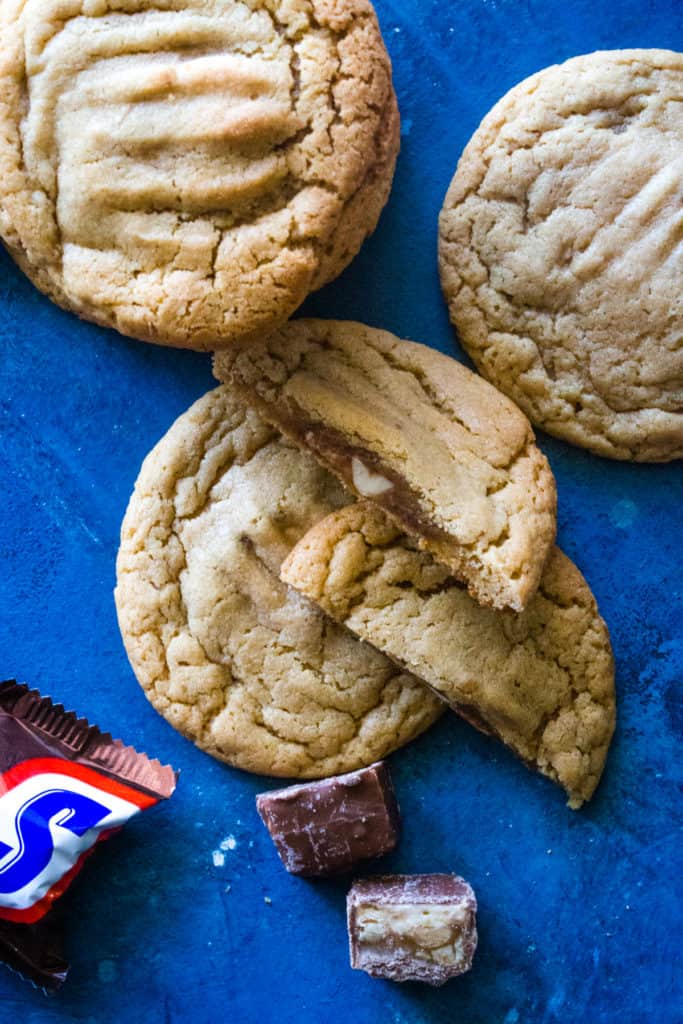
xmin=0 ymin=680 xmax=177 ymax=991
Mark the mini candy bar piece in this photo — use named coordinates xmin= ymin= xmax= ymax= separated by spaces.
xmin=256 ymin=762 xmax=400 ymax=877
xmin=347 ymin=874 xmax=477 ymax=985
xmin=0 ymin=680 xmax=177 ymax=991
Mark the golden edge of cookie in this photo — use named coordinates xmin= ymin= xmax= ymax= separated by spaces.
xmin=437 ymin=48 xmax=683 ymax=463
xmin=280 ymin=501 xmax=616 ymax=808
xmin=0 ymin=0 xmax=400 ymax=351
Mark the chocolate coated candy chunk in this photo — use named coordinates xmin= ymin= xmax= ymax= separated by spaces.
xmin=256 ymin=762 xmax=400 ymax=877
xmin=347 ymin=874 xmax=477 ymax=985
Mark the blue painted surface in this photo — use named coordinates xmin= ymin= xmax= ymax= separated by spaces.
xmin=1 ymin=1 xmax=682 ymax=1020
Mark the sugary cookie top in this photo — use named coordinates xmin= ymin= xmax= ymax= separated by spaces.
xmin=114 ymin=386 xmax=442 ymax=777
xmin=440 ymin=49 xmax=683 ymax=461
xmin=0 ymin=0 xmax=398 ymax=347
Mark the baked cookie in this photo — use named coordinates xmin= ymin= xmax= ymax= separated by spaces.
xmin=115 ymin=387 xmax=442 ymax=777
xmin=0 ymin=0 xmax=398 ymax=350
xmin=439 ymin=49 xmax=683 ymax=462
xmin=281 ymin=502 xmax=615 ymax=806
xmin=214 ymin=320 xmax=557 ymax=612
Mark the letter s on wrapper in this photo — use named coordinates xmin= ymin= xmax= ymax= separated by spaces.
xmin=0 ymin=681 xmax=177 ymax=992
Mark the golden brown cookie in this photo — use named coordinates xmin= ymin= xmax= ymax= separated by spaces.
xmin=214 ymin=319 xmax=557 ymax=612
xmin=114 ymin=387 xmax=442 ymax=777
xmin=439 ymin=49 xmax=683 ymax=461
xmin=0 ymin=0 xmax=398 ymax=349
xmin=281 ymin=502 xmax=615 ymax=806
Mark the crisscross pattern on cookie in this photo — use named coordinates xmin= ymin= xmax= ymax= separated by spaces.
xmin=440 ymin=49 xmax=683 ymax=460
xmin=0 ymin=0 xmax=398 ymax=346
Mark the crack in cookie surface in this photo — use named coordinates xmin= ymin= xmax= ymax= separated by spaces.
xmin=281 ymin=501 xmax=615 ymax=806
xmin=439 ymin=49 xmax=683 ymax=461
xmin=114 ymin=385 xmax=442 ymax=777
xmin=0 ymin=0 xmax=399 ymax=348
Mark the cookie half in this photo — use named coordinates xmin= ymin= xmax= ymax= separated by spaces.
xmin=214 ymin=319 xmax=557 ymax=612
xmin=115 ymin=387 xmax=442 ymax=777
xmin=281 ymin=502 xmax=615 ymax=806
xmin=0 ymin=0 xmax=398 ymax=349
xmin=439 ymin=49 xmax=683 ymax=461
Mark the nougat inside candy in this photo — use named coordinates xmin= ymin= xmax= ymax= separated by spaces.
xmin=347 ymin=874 xmax=477 ymax=985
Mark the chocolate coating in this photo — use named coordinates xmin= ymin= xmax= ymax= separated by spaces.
xmin=347 ymin=873 xmax=478 ymax=985
xmin=256 ymin=762 xmax=400 ymax=877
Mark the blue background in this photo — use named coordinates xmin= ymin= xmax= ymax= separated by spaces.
xmin=1 ymin=1 xmax=682 ymax=1021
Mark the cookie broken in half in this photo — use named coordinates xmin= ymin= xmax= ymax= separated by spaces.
xmin=281 ymin=501 xmax=615 ymax=807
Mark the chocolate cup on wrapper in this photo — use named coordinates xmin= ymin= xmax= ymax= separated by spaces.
xmin=0 ymin=680 xmax=177 ymax=992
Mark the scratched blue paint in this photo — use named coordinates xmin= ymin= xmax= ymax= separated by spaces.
xmin=1 ymin=1 xmax=682 ymax=1021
